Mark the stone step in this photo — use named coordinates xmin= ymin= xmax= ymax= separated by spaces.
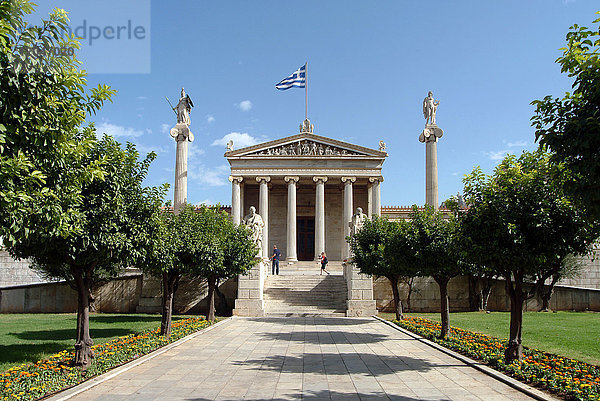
xmin=265 ymin=311 xmax=347 ymax=317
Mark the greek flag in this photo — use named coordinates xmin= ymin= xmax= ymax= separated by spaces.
xmin=275 ymin=64 xmax=306 ymax=90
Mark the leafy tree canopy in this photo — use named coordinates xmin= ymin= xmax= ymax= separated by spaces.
xmin=0 ymin=0 xmax=114 ymax=245
xmin=532 ymin=12 xmax=600 ymax=222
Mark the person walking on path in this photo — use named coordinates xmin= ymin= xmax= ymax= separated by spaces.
xmin=271 ymin=245 xmax=281 ymax=275
xmin=320 ymin=252 xmax=330 ymax=275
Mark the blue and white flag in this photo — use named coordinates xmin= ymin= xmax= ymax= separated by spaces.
xmin=275 ymin=64 xmax=306 ymax=90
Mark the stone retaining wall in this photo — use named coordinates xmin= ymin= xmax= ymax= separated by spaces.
xmin=374 ymin=276 xmax=600 ymax=313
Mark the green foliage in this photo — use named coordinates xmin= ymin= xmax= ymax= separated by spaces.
xmin=178 ymin=205 xmax=257 ymax=281
xmin=531 ymin=12 xmax=600 ymax=222
xmin=0 ymin=0 xmax=115 ymax=246
xmin=461 ymin=150 xmax=594 ymax=281
xmin=409 ymin=205 xmax=463 ymax=281
xmin=10 ymin=136 xmax=166 ymax=282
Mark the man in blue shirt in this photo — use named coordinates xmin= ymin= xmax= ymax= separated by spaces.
xmin=271 ymin=245 xmax=281 ymax=275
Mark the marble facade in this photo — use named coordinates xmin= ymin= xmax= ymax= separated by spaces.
xmin=226 ymin=121 xmax=387 ymax=261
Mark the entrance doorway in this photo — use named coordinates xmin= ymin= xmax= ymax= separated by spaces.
xmin=297 ymin=216 xmax=315 ymax=261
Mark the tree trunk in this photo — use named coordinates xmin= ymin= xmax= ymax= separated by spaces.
xmin=481 ymin=282 xmax=492 ymax=312
xmin=405 ymin=277 xmax=414 ymax=312
xmin=434 ymin=276 xmax=450 ymax=339
xmin=388 ymin=276 xmax=403 ymax=320
xmin=207 ymin=275 xmax=217 ymax=322
xmin=505 ymin=273 xmax=525 ymax=363
xmin=161 ymin=270 xmax=180 ymax=338
xmin=539 ymin=273 xmax=559 ymax=312
xmin=72 ymin=266 xmax=94 ymax=368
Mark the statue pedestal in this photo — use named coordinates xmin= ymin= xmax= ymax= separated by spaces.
xmin=233 ymin=258 xmax=268 ymax=317
xmin=343 ymin=261 xmax=377 ymax=317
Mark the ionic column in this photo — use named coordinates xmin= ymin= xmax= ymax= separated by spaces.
xmin=367 ymin=182 xmax=373 ymax=218
xmin=341 ymin=176 xmax=356 ymax=259
xmin=313 ymin=176 xmax=328 ymax=260
xmin=285 ymin=176 xmax=299 ymax=262
xmin=256 ymin=176 xmax=271 ymax=258
xmin=370 ymin=177 xmax=383 ymax=217
xmin=229 ymin=176 xmax=243 ymax=226
xmin=239 ymin=182 xmax=245 ymax=223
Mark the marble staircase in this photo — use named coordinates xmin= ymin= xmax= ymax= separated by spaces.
xmin=263 ymin=261 xmax=347 ymax=316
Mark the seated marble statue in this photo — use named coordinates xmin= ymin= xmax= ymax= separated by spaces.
xmin=350 ymin=207 xmax=367 ymax=236
xmin=243 ymin=206 xmax=264 ymax=255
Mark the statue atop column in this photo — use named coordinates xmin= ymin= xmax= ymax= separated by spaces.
xmin=170 ymin=88 xmax=194 ymax=142
xmin=423 ymin=91 xmax=440 ymax=126
xmin=350 ymin=207 xmax=367 ymax=236
xmin=175 ymin=88 xmax=194 ymax=125
xmin=243 ymin=206 xmax=265 ymax=257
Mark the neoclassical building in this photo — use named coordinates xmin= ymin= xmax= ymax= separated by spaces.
xmin=226 ymin=120 xmax=387 ymax=261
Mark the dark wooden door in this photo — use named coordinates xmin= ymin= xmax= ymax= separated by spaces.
xmin=297 ymin=217 xmax=315 ymax=261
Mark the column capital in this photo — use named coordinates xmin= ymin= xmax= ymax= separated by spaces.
xmin=369 ymin=176 xmax=384 ymax=183
xmin=312 ymin=176 xmax=328 ymax=183
xmin=229 ymin=176 xmax=244 ymax=183
xmin=284 ymin=176 xmax=300 ymax=183
xmin=341 ymin=176 xmax=356 ymax=184
xmin=255 ymin=176 xmax=271 ymax=183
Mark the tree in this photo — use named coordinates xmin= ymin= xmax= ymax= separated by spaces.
xmin=461 ymin=150 xmax=595 ymax=362
xmin=409 ymin=205 xmax=463 ymax=339
xmin=531 ymin=12 xmax=600 ymax=223
xmin=536 ymin=254 xmax=584 ymax=312
xmin=180 ymin=205 xmax=256 ymax=323
xmin=348 ymin=216 xmax=419 ymax=320
xmin=0 ymin=1 xmax=114 ymax=246
xmin=10 ymin=136 xmax=165 ymax=367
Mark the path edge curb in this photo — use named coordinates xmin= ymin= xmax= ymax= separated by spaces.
xmin=372 ymin=315 xmax=559 ymax=401
xmin=45 ymin=317 xmax=234 ymax=401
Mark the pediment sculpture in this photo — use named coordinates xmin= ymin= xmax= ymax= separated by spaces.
xmin=249 ymin=140 xmax=361 ymax=157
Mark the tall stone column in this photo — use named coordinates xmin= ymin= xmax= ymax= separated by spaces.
xmin=367 ymin=183 xmax=373 ymax=219
xmin=419 ymin=125 xmax=443 ymax=210
xmin=171 ymin=124 xmax=193 ymax=214
xmin=313 ymin=176 xmax=328 ymax=260
xmin=229 ymin=176 xmax=243 ymax=225
xmin=370 ymin=177 xmax=383 ymax=216
xmin=285 ymin=176 xmax=299 ymax=262
xmin=256 ymin=176 xmax=271 ymax=258
xmin=341 ymin=176 xmax=355 ymax=259
xmin=239 ymin=182 xmax=245 ymax=223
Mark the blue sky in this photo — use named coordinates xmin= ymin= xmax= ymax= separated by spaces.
xmin=33 ymin=1 xmax=600 ymax=206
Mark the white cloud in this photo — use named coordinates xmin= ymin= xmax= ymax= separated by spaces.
xmin=96 ymin=122 xmax=145 ymax=138
xmin=206 ymin=115 xmax=215 ymax=123
xmin=187 ymin=143 xmax=206 ymax=159
xmin=161 ymin=123 xmax=170 ymax=134
xmin=136 ymin=96 xmax=147 ymax=100
xmin=211 ymin=132 xmax=264 ymax=149
xmin=507 ymin=140 xmax=527 ymax=147
xmin=188 ymin=165 xmax=229 ymax=187
xmin=237 ymin=100 xmax=253 ymax=112
xmin=485 ymin=150 xmax=510 ymax=161
xmin=135 ymin=143 xmax=168 ymax=155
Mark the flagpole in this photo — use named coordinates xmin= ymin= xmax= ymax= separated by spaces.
xmin=305 ymin=61 xmax=308 ymax=120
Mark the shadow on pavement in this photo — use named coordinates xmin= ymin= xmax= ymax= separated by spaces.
xmin=186 ymin=388 xmax=426 ymax=400
xmin=232 ymin=353 xmax=456 ymax=375
xmin=258 ymin=330 xmax=390 ymax=345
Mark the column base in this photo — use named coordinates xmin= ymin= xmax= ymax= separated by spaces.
xmin=286 ymin=257 xmax=298 ymax=262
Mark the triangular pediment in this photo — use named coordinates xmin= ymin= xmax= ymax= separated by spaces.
xmin=225 ymin=133 xmax=387 ymax=158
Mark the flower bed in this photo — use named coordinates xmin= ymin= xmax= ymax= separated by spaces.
xmin=393 ymin=317 xmax=600 ymax=401
xmin=0 ymin=317 xmax=212 ymax=401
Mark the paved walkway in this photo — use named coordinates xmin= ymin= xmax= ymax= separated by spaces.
xmin=65 ymin=317 xmax=537 ymax=401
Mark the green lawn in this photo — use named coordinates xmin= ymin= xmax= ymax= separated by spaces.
xmin=0 ymin=313 xmax=189 ymax=372
xmin=380 ymin=311 xmax=600 ymax=365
